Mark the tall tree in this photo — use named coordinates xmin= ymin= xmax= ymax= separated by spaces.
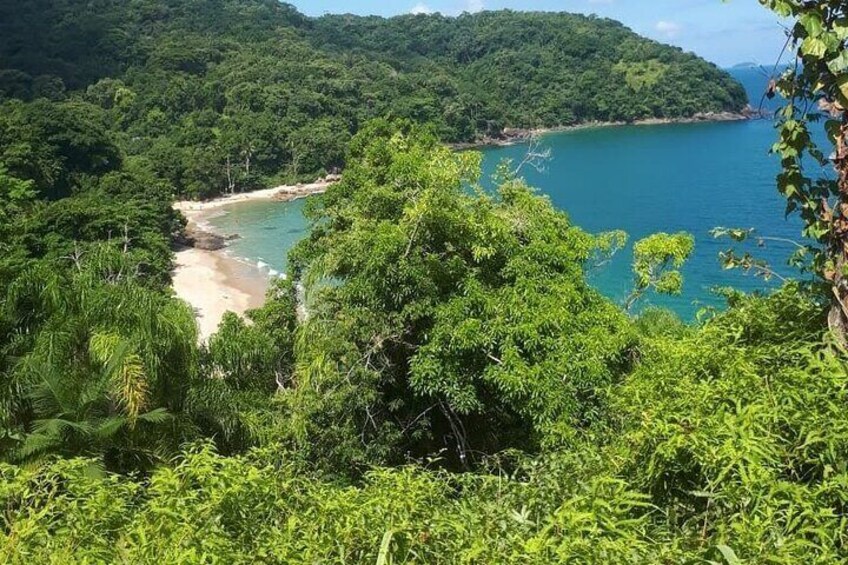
xmin=286 ymin=122 xmax=633 ymax=469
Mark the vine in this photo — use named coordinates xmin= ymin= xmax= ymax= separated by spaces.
xmin=761 ymin=0 xmax=848 ymax=340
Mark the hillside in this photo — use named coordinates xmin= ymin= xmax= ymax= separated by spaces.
xmin=0 ymin=0 xmax=747 ymax=198
xmin=311 ymin=11 xmax=748 ymax=127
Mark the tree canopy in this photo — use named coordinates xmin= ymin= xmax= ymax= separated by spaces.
xmin=0 ymin=0 xmax=747 ymax=198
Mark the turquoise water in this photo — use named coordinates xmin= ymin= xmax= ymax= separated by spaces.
xmin=210 ymin=68 xmax=809 ymax=319
xmin=208 ymin=197 xmax=310 ymax=277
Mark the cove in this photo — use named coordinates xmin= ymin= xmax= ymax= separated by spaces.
xmin=209 ymin=68 xmax=801 ymax=319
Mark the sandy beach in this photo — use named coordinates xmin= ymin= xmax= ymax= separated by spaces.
xmin=174 ymin=180 xmax=334 ymax=213
xmin=173 ymin=246 xmax=269 ymax=341
xmin=172 ymin=180 xmax=333 ymax=341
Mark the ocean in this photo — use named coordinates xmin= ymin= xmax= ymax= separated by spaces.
xmin=209 ymin=67 xmax=811 ymax=319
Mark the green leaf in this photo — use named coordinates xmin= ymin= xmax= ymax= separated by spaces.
xmin=716 ymin=545 xmax=742 ymax=565
xmin=802 ymin=37 xmax=828 ymax=58
xmin=376 ymin=530 xmax=394 ymax=565
xmin=834 ymin=17 xmax=848 ymax=40
xmin=800 ymin=12 xmax=824 ymax=38
xmin=828 ymin=51 xmax=848 ymax=74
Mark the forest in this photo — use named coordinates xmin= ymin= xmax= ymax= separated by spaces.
xmin=0 ymin=0 xmax=747 ymax=198
xmin=2 ymin=0 xmax=848 ymax=563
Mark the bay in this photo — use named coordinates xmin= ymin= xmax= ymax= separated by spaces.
xmin=209 ymin=68 xmax=805 ymax=319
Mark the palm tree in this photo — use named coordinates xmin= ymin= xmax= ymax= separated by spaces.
xmin=16 ymin=334 xmax=172 ymax=463
xmin=1 ymin=245 xmax=200 ymax=470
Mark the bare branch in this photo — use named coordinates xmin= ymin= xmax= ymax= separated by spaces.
xmin=512 ymin=135 xmax=552 ymax=176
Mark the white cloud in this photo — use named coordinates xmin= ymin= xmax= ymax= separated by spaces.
xmin=655 ymin=20 xmax=682 ymax=38
xmin=466 ymin=0 xmax=484 ymax=12
xmin=410 ymin=2 xmax=432 ymax=14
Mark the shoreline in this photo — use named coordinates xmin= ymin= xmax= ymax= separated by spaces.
xmin=450 ymin=110 xmax=758 ymax=150
xmin=174 ymin=179 xmax=334 ymax=214
xmin=173 ymin=245 xmax=269 ymax=342
xmin=172 ymin=181 xmax=335 ymax=342
xmin=169 ymin=109 xmax=757 ymax=340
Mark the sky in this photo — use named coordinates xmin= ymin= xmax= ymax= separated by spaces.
xmin=289 ymin=0 xmax=790 ymax=68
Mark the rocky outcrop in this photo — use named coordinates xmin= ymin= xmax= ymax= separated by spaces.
xmin=271 ymin=180 xmax=334 ymax=202
xmin=181 ymin=224 xmax=227 ymax=251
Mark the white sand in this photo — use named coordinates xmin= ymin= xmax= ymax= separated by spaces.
xmin=171 ymin=181 xmax=336 ymax=341
xmin=173 ymin=248 xmax=268 ymax=342
xmin=174 ymin=180 xmax=334 ymax=214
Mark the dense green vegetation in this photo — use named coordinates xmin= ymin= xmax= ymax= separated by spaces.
xmin=0 ymin=0 xmax=746 ymax=199
xmin=763 ymin=0 xmax=848 ymax=343
xmin=2 ymin=0 xmax=847 ymax=562
xmin=3 ymin=119 xmax=846 ymax=561
xmin=4 ymin=284 xmax=843 ymax=563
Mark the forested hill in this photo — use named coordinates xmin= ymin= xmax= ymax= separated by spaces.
xmin=0 ymin=0 xmax=747 ymax=198
xmin=311 ymin=11 xmax=748 ymax=128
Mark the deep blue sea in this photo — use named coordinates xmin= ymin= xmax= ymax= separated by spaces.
xmin=210 ymin=68 xmax=808 ymax=319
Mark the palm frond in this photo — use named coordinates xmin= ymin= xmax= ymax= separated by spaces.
xmin=89 ymin=332 xmax=150 ymax=426
xmin=93 ymin=415 xmax=127 ymax=439
xmin=137 ymin=407 xmax=172 ymax=425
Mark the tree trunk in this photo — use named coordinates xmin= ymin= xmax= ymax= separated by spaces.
xmin=828 ymin=118 xmax=848 ymax=346
xmin=225 ymin=155 xmax=235 ymax=194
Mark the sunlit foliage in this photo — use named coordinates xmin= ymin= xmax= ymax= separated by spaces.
xmin=0 ymin=1 xmax=845 ymax=562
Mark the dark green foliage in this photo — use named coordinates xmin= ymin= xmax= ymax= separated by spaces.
xmin=2 ymin=111 xmax=843 ymax=561
xmin=3 ymin=105 xmax=844 ymax=560
xmin=285 ymin=124 xmax=634 ymax=470
xmin=0 ymin=167 xmax=181 ymax=291
xmin=313 ymin=11 xmax=748 ymax=127
xmin=189 ymin=279 xmax=299 ymax=453
xmin=0 ymin=0 xmax=132 ymax=91
xmin=0 ymin=1 xmax=746 ymax=198
xmin=1 ymin=285 xmax=845 ymax=562
xmin=2 ymin=2 xmax=845 ymax=562
xmin=0 ymin=90 xmax=194 ymax=472
xmin=0 ymin=99 xmax=121 ymax=199
xmin=0 ymin=246 xmax=199 ymax=470
xmin=410 ymin=183 xmax=635 ymax=449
